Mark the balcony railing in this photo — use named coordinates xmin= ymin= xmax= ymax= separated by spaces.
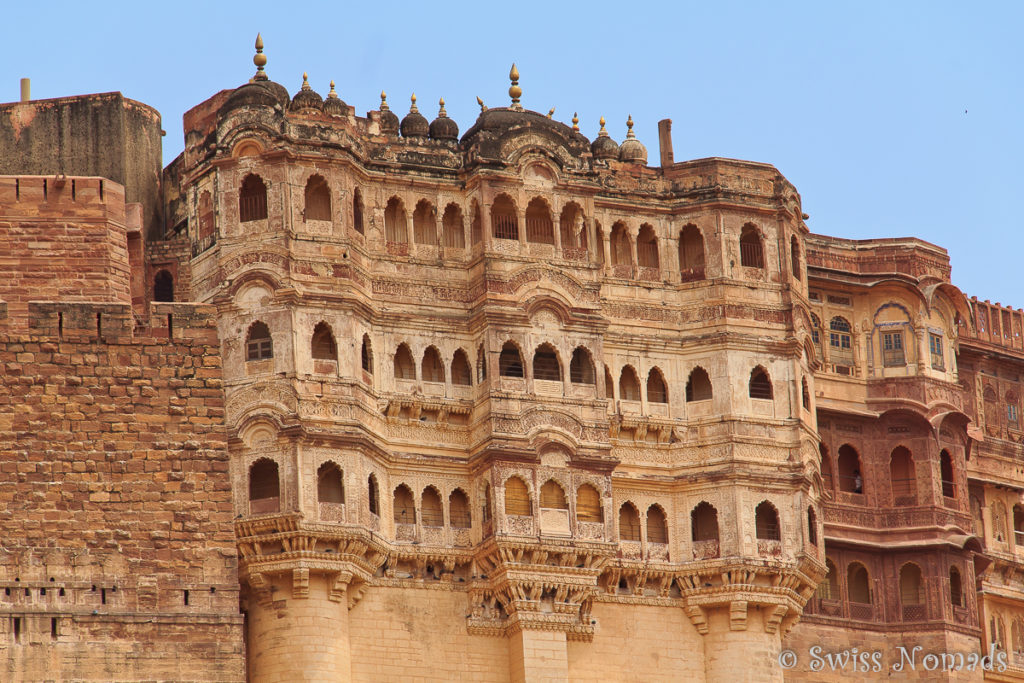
xmin=902 ymin=604 xmax=926 ymax=622
xmin=849 ymin=602 xmax=873 ymax=621
xmin=891 ymin=478 xmax=916 ymax=506
xmin=692 ymin=539 xmax=719 ymax=560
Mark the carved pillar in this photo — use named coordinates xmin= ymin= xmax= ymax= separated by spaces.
xmin=518 ymin=209 xmax=527 ymax=248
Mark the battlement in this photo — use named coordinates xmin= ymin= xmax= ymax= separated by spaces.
xmin=10 ymin=301 xmax=220 ymax=344
xmin=0 ymin=175 xmax=126 ymax=220
xmin=962 ymin=297 xmax=1024 ymax=354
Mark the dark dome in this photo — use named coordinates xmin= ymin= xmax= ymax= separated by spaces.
xmin=460 ymin=107 xmax=591 ymax=162
xmin=223 ymin=79 xmax=290 ymax=113
xmin=378 ymin=92 xmax=399 ymax=135
xmin=618 ymin=115 xmax=647 ymax=164
xmin=289 ymin=74 xmax=323 ymax=114
xmin=429 ymin=98 xmax=459 ymax=140
xmin=400 ymin=94 xmax=429 ymax=138
xmin=591 ymin=118 xmax=619 ymax=161
xmin=323 ymin=81 xmax=348 ymax=116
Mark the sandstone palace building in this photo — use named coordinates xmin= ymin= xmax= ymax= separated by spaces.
xmin=1 ymin=38 xmax=1023 ymax=682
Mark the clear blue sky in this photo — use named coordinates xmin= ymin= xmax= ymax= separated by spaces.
xmin=4 ymin=2 xmax=1021 ymax=305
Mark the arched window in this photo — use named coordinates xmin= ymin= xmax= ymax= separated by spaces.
xmin=685 ymin=367 xmax=712 ymax=402
xmin=491 ymin=194 xmax=518 ymax=240
xmin=352 ymin=188 xmax=364 ymax=234
xmin=394 ymin=343 xmax=415 ymax=380
xmin=317 ymin=462 xmax=344 ymax=504
xmin=540 ymin=480 xmax=568 ymax=509
xmin=413 ymin=199 xmax=435 ymax=245
xmin=393 ymin=485 xmax=415 ymax=525
xmin=748 ymin=366 xmax=773 ymax=400
xmin=790 ymin=235 xmax=801 ymax=280
xmin=559 ymin=202 xmax=586 ymax=249
xmin=739 ymin=224 xmax=764 ymax=268
xmin=994 ymin=501 xmax=1008 ymax=542
xmin=646 ymin=505 xmax=668 ymax=544
xmin=504 ymin=477 xmax=531 ymax=516
xmin=829 ymin=317 xmax=853 ymax=368
xmin=154 ymin=270 xmax=174 ymax=302
xmin=311 ymin=322 xmax=337 ymax=361
xmin=532 ymin=344 xmax=561 ymax=381
xmin=476 ymin=343 xmax=487 ymax=382
xmin=239 ymin=174 xmax=268 ymax=222
xmin=619 ymin=503 xmax=641 ymax=541
xmin=837 ymin=444 xmax=863 ymax=494
xmin=807 ymin=506 xmax=818 ymax=546
xmin=451 ymin=349 xmax=472 ymax=386
xmin=1014 ymin=504 xmax=1024 ymax=546
xmin=304 ymin=174 xmax=331 ymax=221
xmin=691 ymin=502 xmax=719 ymax=543
xmin=576 ymin=484 xmax=603 ymax=522
xmin=361 ymin=334 xmax=373 ymax=374
xmin=847 ymin=562 xmax=871 ymax=604
xmin=604 ymin=366 xmax=614 ymax=400
xmin=197 ymin=190 xmax=214 ymax=245
xmin=949 ymin=566 xmax=964 ymax=608
xmin=525 ymin=197 xmax=554 ymax=244
xmin=646 ymin=368 xmax=668 ymax=404
xmin=890 ymin=446 xmax=915 ymax=505
xmin=421 ymin=487 xmax=443 ymax=527
xmin=637 ymin=224 xmax=659 ymax=269
xmin=1008 ymin=392 xmax=1020 ymax=427
xmin=678 ymin=224 xmax=705 ymax=280
xmin=817 ymin=558 xmax=838 ymax=600
xmin=421 ymin=346 xmax=444 ymax=383
xmin=442 ymin=203 xmax=464 ymax=249
xmin=610 ymin=222 xmax=631 ymax=267
xmin=368 ymin=475 xmax=379 ymax=515
xmin=619 ymin=366 xmax=640 ymax=401
xmin=470 ymin=200 xmax=482 ymax=245
xmin=755 ymin=501 xmax=780 ymax=541
xmin=385 ymin=196 xmax=407 ymax=243
xmin=820 ymin=444 xmax=833 ymax=491
xmin=246 ymin=322 xmax=273 ymax=361
xmin=569 ymin=347 xmax=595 ymax=385
xmin=482 ymin=483 xmax=492 ymax=523
xmin=801 ymin=377 xmax=811 ymax=410
xmin=249 ymin=458 xmax=280 ymax=513
xmin=899 ymin=563 xmax=925 ymax=621
xmin=594 ymin=222 xmax=605 ymax=265
xmin=941 ymin=449 xmax=956 ymax=498
xmin=499 ymin=342 xmax=524 ymax=378
xmin=810 ymin=313 xmax=822 ymax=357
xmin=449 ymin=489 xmax=471 ymax=528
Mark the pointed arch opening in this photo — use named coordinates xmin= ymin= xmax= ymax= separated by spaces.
xmin=540 ymin=480 xmax=568 ymax=510
xmin=686 ymin=367 xmax=712 ymax=402
xmin=470 ymin=200 xmax=482 ymax=245
xmin=361 ymin=334 xmax=373 ymax=375
xmin=646 ymin=367 xmax=668 ymax=404
xmin=352 ymin=188 xmax=364 ymax=234
xmin=239 ymin=174 xmax=268 ymax=223
xmin=739 ymin=223 xmax=764 ymax=268
xmin=504 ymin=477 xmax=531 ymax=516
xmin=941 ymin=449 xmax=956 ymax=499
xmin=691 ymin=502 xmax=719 ymax=559
xmin=899 ymin=562 xmax=925 ymax=621
xmin=394 ymin=343 xmax=415 ymax=380
xmin=532 ymin=343 xmax=561 ymax=382
xmin=610 ymin=222 xmax=631 ymax=267
xmin=807 ymin=506 xmax=817 ymax=546
xmin=249 ymin=458 xmax=280 ymax=514
xmin=619 ymin=366 xmax=640 ymax=402
xmin=421 ymin=346 xmax=444 ymax=383
xmin=559 ymin=202 xmax=586 ymax=251
xmin=317 ymin=462 xmax=344 ymax=504
xmin=838 ymin=444 xmax=863 ymax=494
xmin=604 ymin=365 xmax=614 ymax=399
xmin=817 ymin=558 xmax=838 ymax=600
xmin=847 ymin=562 xmax=872 ymax=605
xmin=368 ymin=474 xmax=379 ymax=515
xmin=491 ymin=194 xmax=518 ymax=240
xmin=304 ymin=174 xmax=331 ymax=221
xmin=421 ymin=486 xmax=443 ymax=527
xmin=678 ymin=224 xmax=705 ymax=281
xmin=499 ymin=341 xmax=524 ymax=378
xmin=246 ymin=321 xmax=273 ymax=361
xmin=890 ymin=446 xmax=916 ymax=505
xmin=801 ymin=376 xmax=811 ymax=410
xmin=619 ymin=503 xmax=641 ymax=541
xmin=748 ymin=366 xmax=773 ymax=400
xmin=311 ymin=322 xmax=337 ymax=361
xmin=385 ymin=196 xmax=407 ymax=243
xmin=442 ymin=203 xmax=464 ymax=249
xmin=449 ymin=489 xmax=471 ymax=528
xmin=393 ymin=485 xmax=415 ymax=525
xmin=576 ymin=484 xmax=603 ymax=523
xmin=755 ymin=501 xmax=780 ymax=541
xmin=949 ymin=566 xmax=964 ymax=608
xmin=154 ymin=270 xmax=174 ymax=302
xmin=413 ymin=199 xmax=435 ymax=245
xmin=476 ymin=343 xmax=488 ymax=382
xmin=637 ymin=224 xmax=659 ymax=270
xmin=569 ymin=347 xmax=595 ymax=384
xmin=451 ymin=349 xmax=472 ymax=386
xmin=525 ymin=197 xmax=554 ymax=244
xmin=790 ymin=235 xmax=801 ymax=280
xmin=646 ymin=505 xmax=668 ymax=544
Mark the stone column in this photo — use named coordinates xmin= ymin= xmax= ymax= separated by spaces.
xmin=700 ymin=606 xmax=783 ymax=683
xmin=509 ymin=627 xmax=569 ymax=683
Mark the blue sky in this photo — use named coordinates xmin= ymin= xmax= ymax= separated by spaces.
xmin=4 ymin=1 xmax=1021 ymax=304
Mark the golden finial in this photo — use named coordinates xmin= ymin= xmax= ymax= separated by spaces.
xmin=438 ymin=97 xmax=448 ymax=117
xmin=409 ymin=93 xmax=419 ymax=113
xmin=572 ymin=112 xmax=579 ymax=132
xmin=301 ymin=72 xmax=311 ymax=91
xmin=380 ymin=91 xmax=390 ymax=111
xmin=625 ymin=114 xmax=636 ymax=138
xmin=508 ymin=63 xmax=522 ymax=109
xmin=328 ymin=80 xmax=338 ymax=99
xmin=477 ymin=96 xmax=487 ymax=112
xmin=253 ymin=33 xmax=268 ymax=81
xmin=547 ymin=107 xmax=555 ymax=119
xmin=598 ymin=116 xmax=609 ymax=137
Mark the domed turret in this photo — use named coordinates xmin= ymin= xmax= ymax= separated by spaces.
xmin=618 ymin=115 xmax=647 ymax=164
xmin=290 ymin=73 xmax=324 ymax=114
xmin=591 ymin=117 xmax=619 ymax=160
xmin=221 ymin=33 xmax=290 ymax=115
xmin=429 ymin=98 xmax=459 ymax=140
xmin=379 ymin=91 xmax=399 ymax=135
xmin=400 ymin=94 xmax=429 ymax=138
xmin=322 ymin=80 xmax=348 ymax=117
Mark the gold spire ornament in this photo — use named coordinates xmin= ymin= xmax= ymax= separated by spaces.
xmin=572 ymin=112 xmax=579 ymax=132
xmin=328 ymin=81 xmax=338 ymax=99
xmin=626 ymin=114 xmax=636 ymax=138
xmin=409 ymin=93 xmax=419 ymax=113
xmin=380 ymin=91 xmax=390 ymax=111
xmin=477 ymin=96 xmax=487 ymax=112
xmin=547 ymin=107 xmax=555 ymax=119
xmin=508 ymin=63 xmax=522 ymax=110
xmin=598 ymin=116 xmax=609 ymax=137
xmin=301 ymin=72 xmax=311 ymax=91
xmin=438 ymin=98 xmax=448 ymax=117
xmin=253 ymin=33 xmax=268 ymax=81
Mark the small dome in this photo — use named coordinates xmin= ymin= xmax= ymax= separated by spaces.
xmin=322 ymin=81 xmax=348 ymax=117
xmin=618 ymin=115 xmax=647 ymax=164
xmin=591 ymin=117 xmax=619 ymax=160
xmin=379 ymin=91 xmax=400 ymax=135
xmin=290 ymin=73 xmax=324 ymax=113
xmin=429 ymin=98 xmax=459 ymax=140
xmin=400 ymin=94 xmax=429 ymax=138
